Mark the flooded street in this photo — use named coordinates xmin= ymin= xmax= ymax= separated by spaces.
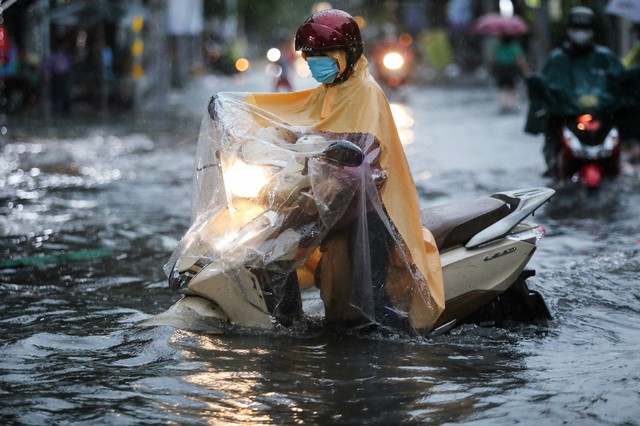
xmin=1 ymin=68 xmax=640 ymax=425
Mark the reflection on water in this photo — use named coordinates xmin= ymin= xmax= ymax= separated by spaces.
xmin=390 ymin=102 xmax=414 ymax=146
xmin=92 ymin=327 xmax=533 ymax=425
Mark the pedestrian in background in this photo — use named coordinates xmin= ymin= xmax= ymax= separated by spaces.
xmin=43 ymin=39 xmax=73 ymax=116
xmin=492 ymin=35 xmax=529 ymax=113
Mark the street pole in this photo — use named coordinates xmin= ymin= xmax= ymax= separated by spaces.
xmin=0 ymin=0 xmax=6 ymax=146
xmin=41 ymin=0 xmax=50 ymax=122
xmin=532 ymin=0 xmax=550 ymax=71
xmin=131 ymin=0 xmax=143 ymax=112
xmin=97 ymin=0 xmax=108 ymax=118
xmin=143 ymin=0 xmax=169 ymax=115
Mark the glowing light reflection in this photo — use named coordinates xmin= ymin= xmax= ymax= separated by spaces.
xmin=265 ymin=63 xmax=282 ymax=78
xmin=174 ymin=334 xmax=290 ymax=425
xmin=416 ymin=170 xmax=433 ymax=181
xmin=499 ymin=0 xmax=514 ymax=17
xmin=224 ymin=162 xmax=269 ymax=198
xmin=235 ymin=58 xmax=250 ymax=72
xmin=383 ymin=52 xmax=404 ymax=70
xmin=266 ymin=48 xmax=281 ymax=62
xmin=390 ymin=103 xmax=415 ymax=146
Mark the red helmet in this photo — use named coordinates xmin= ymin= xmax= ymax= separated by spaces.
xmin=295 ymin=9 xmax=363 ymax=72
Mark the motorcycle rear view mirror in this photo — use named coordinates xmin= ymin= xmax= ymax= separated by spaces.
xmin=319 ymin=140 xmax=364 ymax=167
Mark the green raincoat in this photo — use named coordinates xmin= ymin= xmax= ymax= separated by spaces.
xmin=525 ymin=44 xmax=640 ymax=137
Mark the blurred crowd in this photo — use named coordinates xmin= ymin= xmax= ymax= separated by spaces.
xmin=0 ymin=0 xmax=638 ymax=118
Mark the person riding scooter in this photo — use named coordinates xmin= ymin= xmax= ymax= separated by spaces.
xmin=163 ymin=10 xmax=556 ymax=333
xmin=227 ymin=9 xmax=445 ymax=332
xmin=525 ymin=6 xmax=625 ymax=177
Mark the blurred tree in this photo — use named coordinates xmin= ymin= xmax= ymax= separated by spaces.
xmin=204 ymin=0 xmax=228 ymax=18
xmin=201 ymin=0 xmax=397 ymax=49
xmin=201 ymin=0 xmax=326 ymax=58
xmin=237 ymin=0 xmax=321 ymax=45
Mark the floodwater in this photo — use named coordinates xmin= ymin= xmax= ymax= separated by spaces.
xmin=1 ymin=71 xmax=640 ymax=425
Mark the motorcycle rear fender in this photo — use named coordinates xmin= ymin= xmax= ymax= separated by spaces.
xmin=443 ymin=238 xmax=536 ymax=300
xmin=436 ymin=238 xmax=537 ymax=326
xmin=465 ymin=188 xmax=554 ymax=249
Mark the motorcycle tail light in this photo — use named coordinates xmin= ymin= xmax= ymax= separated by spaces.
xmin=577 ymin=114 xmax=601 ymax=131
xmin=581 ymin=163 xmax=603 ymax=188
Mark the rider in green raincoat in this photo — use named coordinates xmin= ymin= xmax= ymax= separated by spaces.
xmin=525 ymin=7 xmax=640 ymax=175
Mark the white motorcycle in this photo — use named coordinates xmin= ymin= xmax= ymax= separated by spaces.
xmin=151 ymin=93 xmax=554 ymax=335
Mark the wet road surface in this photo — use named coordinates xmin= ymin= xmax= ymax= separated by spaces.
xmin=1 ymin=67 xmax=640 ymax=425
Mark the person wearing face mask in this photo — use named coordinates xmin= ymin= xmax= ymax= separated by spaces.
xmin=242 ymin=9 xmax=445 ymax=332
xmin=525 ymin=6 xmax=625 ymax=177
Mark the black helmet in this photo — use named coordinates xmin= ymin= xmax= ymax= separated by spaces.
xmin=567 ymin=6 xmax=595 ymax=28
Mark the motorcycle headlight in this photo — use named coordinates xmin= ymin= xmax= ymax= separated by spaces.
xmin=224 ymin=161 xmax=269 ymax=198
xmin=266 ymin=47 xmax=281 ymax=63
xmin=383 ymin=52 xmax=404 ymax=70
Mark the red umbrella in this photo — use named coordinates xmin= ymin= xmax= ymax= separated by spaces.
xmin=471 ymin=13 xmax=530 ymax=36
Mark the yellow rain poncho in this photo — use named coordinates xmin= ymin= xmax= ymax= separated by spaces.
xmin=248 ymin=56 xmax=443 ymax=329
xmin=167 ymin=55 xmax=444 ymax=332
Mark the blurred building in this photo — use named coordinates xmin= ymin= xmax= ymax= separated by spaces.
xmin=390 ymin=0 xmax=633 ymax=77
xmin=0 ymin=0 xmax=206 ymax=115
xmin=0 ymin=0 xmax=636 ymax=117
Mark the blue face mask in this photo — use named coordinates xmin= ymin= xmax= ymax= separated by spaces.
xmin=307 ymin=56 xmax=339 ymax=84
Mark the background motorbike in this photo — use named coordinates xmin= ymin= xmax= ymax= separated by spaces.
xmin=526 ymin=69 xmax=640 ymax=188
xmin=371 ymin=40 xmax=414 ymax=91
xmin=557 ymin=113 xmax=621 ymax=188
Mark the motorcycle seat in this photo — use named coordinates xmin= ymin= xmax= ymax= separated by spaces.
xmin=421 ymin=197 xmax=511 ymax=251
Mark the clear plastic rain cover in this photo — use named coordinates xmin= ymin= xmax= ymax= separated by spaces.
xmin=165 ymin=92 xmax=427 ymax=329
